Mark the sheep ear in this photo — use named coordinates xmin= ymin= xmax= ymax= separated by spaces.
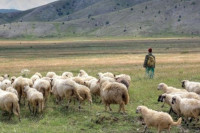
xmin=114 ymin=74 xmax=116 ymax=77
xmin=8 ymin=75 xmax=10 ymax=77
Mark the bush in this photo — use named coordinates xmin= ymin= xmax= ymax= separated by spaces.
xmin=130 ymin=8 xmax=133 ymax=11
xmin=106 ymin=21 xmax=109 ymax=25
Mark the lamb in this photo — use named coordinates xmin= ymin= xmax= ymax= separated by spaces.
xmin=0 ymin=79 xmax=12 ymax=90
xmin=136 ymin=105 xmax=182 ymax=133
xmin=172 ymin=96 xmax=200 ymax=126
xmin=12 ymin=77 xmax=31 ymax=105
xmin=62 ymin=72 xmax=73 ymax=78
xmin=182 ymin=80 xmax=200 ymax=94
xmin=157 ymin=83 xmax=187 ymax=93
xmin=0 ymin=89 xmax=20 ymax=121
xmin=24 ymin=86 xmax=44 ymax=115
xmin=46 ymin=72 xmax=56 ymax=78
xmin=99 ymin=78 xmax=129 ymax=113
xmin=33 ymin=78 xmax=51 ymax=103
xmin=51 ymin=78 xmax=83 ymax=109
xmin=6 ymin=87 xmax=18 ymax=97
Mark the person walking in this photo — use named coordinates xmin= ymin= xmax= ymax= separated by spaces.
xmin=143 ymin=48 xmax=155 ymax=79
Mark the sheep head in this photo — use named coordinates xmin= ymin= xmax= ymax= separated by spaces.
xmin=157 ymin=83 xmax=167 ymax=90
xmin=181 ymin=80 xmax=188 ymax=88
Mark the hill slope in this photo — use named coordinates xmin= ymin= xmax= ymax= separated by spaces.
xmin=0 ymin=0 xmax=199 ymax=38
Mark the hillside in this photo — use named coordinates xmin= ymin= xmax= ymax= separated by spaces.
xmin=0 ymin=9 xmax=20 ymax=13
xmin=0 ymin=0 xmax=199 ymax=38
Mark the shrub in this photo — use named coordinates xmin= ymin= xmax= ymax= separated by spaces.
xmin=106 ymin=21 xmax=109 ymax=25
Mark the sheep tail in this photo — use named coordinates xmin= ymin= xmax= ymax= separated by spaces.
xmin=172 ymin=117 xmax=182 ymax=126
xmin=122 ymin=89 xmax=129 ymax=105
xmin=74 ymin=88 xmax=83 ymax=101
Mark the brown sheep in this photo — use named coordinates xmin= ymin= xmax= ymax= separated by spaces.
xmin=99 ymin=79 xmax=129 ymax=113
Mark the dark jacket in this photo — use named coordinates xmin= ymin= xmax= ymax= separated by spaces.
xmin=143 ymin=53 xmax=155 ymax=68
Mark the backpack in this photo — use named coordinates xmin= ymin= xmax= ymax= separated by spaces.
xmin=147 ymin=55 xmax=155 ymax=67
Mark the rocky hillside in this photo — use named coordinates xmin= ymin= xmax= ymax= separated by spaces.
xmin=0 ymin=0 xmax=199 ymax=38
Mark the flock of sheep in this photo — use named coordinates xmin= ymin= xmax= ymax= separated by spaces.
xmin=137 ymin=81 xmax=200 ymax=133
xmin=1 ymin=69 xmax=200 ymax=133
xmin=0 ymin=70 xmax=130 ymax=121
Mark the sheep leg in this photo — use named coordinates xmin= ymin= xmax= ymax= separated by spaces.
xmin=108 ymin=104 xmax=112 ymax=111
xmin=143 ymin=125 xmax=147 ymax=133
xmin=118 ymin=104 xmax=122 ymax=113
xmin=66 ymin=99 xmax=71 ymax=109
xmin=168 ymin=107 xmax=172 ymax=114
xmin=105 ymin=104 xmax=108 ymax=111
xmin=78 ymin=100 xmax=81 ymax=110
xmin=161 ymin=102 xmax=165 ymax=108
xmin=28 ymin=102 xmax=32 ymax=113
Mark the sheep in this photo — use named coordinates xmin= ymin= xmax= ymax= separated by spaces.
xmin=0 ymin=79 xmax=12 ymax=90
xmin=115 ymin=77 xmax=130 ymax=89
xmin=84 ymin=79 xmax=100 ymax=97
xmin=74 ymin=84 xmax=92 ymax=107
xmin=115 ymin=74 xmax=131 ymax=84
xmin=99 ymin=77 xmax=129 ymax=113
xmin=11 ymin=76 xmax=16 ymax=84
xmin=2 ymin=74 xmax=9 ymax=79
xmin=31 ymin=74 xmax=40 ymax=84
xmin=46 ymin=72 xmax=56 ymax=78
xmin=78 ymin=70 xmax=88 ymax=78
xmin=136 ymin=105 xmax=182 ymax=133
xmin=51 ymin=78 xmax=83 ymax=109
xmin=157 ymin=83 xmax=187 ymax=93
xmin=62 ymin=72 xmax=73 ymax=78
xmin=98 ymin=72 xmax=114 ymax=78
xmin=0 ymin=89 xmax=20 ymax=121
xmin=6 ymin=87 xmax=18 ymax=97
xmin=172 ymin=96 xmax=200 ymax=126
xmin=182 ymin=80 xmax=200 ymax=94
xmin=33 ymin=78 xmax=51 ymax=103
xmin=0 ymin=76 xmax=4 ymax=82
xmin=72 ymin=77 xmax=85 ymax=85
xmin=12 ymin=77 xmax=30 ymax=105
xmin=158 ymin=93 xmax=181 ymax=116
xmin=24 ymin=86 xmax=44 ymax=115
xmin=34 ymin=72 xmax=42 ymax=78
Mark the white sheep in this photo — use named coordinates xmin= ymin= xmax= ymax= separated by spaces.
xmin=51 ymin=78 xmax=83 ymax=109
xmin=46 ymin=72 xmax=56 ymax=78
xmin=31 ymin=74 xmax=40 ymax=84
xmin=84 ymin=78 xmax=100 ymax=98
xmin=0 ymin=89 xmax=20 ymax=121
xmin=136 ymin=105 xmax=182 ymax=133
xmin=97 ymin=72 xmax=114 ymax=78
xmin=158 ymin=83 xmax=187 ymax=93
xmin=34 ymin=72 xmax=42 ymax=78
xmin=182 ymin=80 xmax=200 ymax=94
xmin=62 ymin=72 xmax=73 ymax=78
xmin=33 ymin=78 xmax=51 ymax=103
xmin=172 ymin=96 xmax=200 ymax=126
xmin=24 ymin=86 xmax=44 ymax=115
xmin=6 ymin=87 xmax=18 ymax=97
xmin=0 ymin=79 xmax=12 ymax=90
xmin=12 ymin=77 xmax=31 ymax=105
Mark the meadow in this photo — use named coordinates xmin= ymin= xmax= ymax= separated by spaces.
xmin=0 ymin=38 xmax=200 ymax=133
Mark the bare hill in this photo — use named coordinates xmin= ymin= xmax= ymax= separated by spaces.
xmin=0 ymin=0 xmax=199 ymax=38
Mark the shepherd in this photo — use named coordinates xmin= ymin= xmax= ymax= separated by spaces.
xmin=143 ymin=48 xmax=155 ymax=79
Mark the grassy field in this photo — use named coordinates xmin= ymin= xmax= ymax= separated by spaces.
xmin=0 ymin=38 xmax=200 ymax=133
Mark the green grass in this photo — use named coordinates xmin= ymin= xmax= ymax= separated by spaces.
xmin=0 ymin=38 xmax=200 ymax=132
